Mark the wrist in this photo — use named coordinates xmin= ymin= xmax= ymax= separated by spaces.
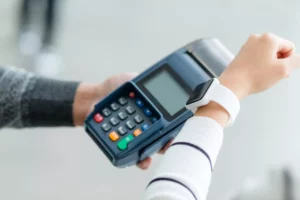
xmin=219 ymin=68 xmax=251 ymax=100
xmin=194 ymin=76 xmax=243 ymax=127
xmin=73 ymin=82 xmax=104 ymax=126
xmin=195 ymin=101 xmax=229 ymax=127
xmin=195 ymin=70 xmax=246 ymax=127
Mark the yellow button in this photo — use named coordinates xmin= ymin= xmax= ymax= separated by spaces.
xmin=109 ymin=131 xmax=119 ymax=141
xmin=133 ymin=129 xmax=142 ymax=137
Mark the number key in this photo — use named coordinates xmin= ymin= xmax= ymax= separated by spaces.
xmin=101 ymin=123 xmax=111 ymax=132
xmin=134 ymin=115 xmax=144 ymax=124
xmin=110 ymin=117 xmax=120 ymax=126
xmin=126 ymin=106 xmax=135 ymax=115
xmin=118 ymin=97 xmax=128 ymax=105
xmin=126 ymin=120 xmax=136 ymax=130
xmin=110 ymin=102 xmax=120 ymax=111
xmin=118 ymin=112 xmax=127 ymax=120
xmin=102 ymin=108 xmax=111 ymax=117
xmin=117 ymin=126 xmax=127 ymax=135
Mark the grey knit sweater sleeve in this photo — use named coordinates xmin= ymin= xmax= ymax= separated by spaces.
xmin=0 ymin=66 xmax=79 ymax=128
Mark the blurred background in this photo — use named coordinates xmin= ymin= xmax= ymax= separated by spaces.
xmin=1 ymin=0 xmax=300 ymax=199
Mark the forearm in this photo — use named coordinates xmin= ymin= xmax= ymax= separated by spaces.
xmin=145 ymin=102 xmax=230 ymax=200
xmin=145 ymin=115 xmax=224 ymax=200
xmin=0 ymin=66 xmax=79 ymax=128
xmin=144 ymin=78 xmax=243 ymax=200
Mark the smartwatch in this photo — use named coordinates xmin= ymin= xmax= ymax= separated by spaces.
xmin=185 ymin=78 xmax=240 ymax=125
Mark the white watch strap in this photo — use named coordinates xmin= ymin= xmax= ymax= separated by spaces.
xmin=208 ymin=79 xmax=240 ymax=125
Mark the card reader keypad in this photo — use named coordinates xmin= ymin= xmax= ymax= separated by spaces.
xmin=93 ymin=92 xmax=158 ymax=152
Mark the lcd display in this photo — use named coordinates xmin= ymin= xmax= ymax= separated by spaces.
xmin=143 ymin=69 xmax=190 ymax=116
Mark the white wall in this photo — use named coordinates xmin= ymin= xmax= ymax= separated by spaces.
xmin=1 ymin=0 xmax=300 ymax=199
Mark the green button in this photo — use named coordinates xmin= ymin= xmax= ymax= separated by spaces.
xmin=117 ymin=134 xmax=134 ymax=151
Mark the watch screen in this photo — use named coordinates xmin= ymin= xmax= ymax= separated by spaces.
xmin=143 ymin=67 xmax=190 ymax=116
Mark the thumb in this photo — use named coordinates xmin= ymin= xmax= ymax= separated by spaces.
xmin=106 ymin=72 xmax=139 ymax=92
xmin=119 ymin=72 xmax=139 ymax=81
xmin=282 ymin=54 xmax=300 ymax=71
xmin=112 ymin=72 xmax=139 ymax=85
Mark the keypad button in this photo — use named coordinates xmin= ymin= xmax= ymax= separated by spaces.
xmin=134 ymin=115 xmax=144 ymax=124
xmin=94 ymin=113 xmax=104 ymax=123
xmin=118 ymin=112 xmax=128 ymax=120
xmin=117 ymin=126 xmax=127 ymax=135
xmin=126 ymin=120 xmax=136 ymax=130
xmin=102 ymin=108 xmax=111 ymax=117
xmin=141 ymin=124 xmax=149 ymax=131
xmin=144 ymin=108 xmax=152 ymax=116
xmin=101 ymin=123 xmax=111 ymax=132
xmin=133 ymin=129 xmax=142 ymax=137
xmin=109 ymin=131 xmax=119 ymax=142
xmin=152 ymin=117 xmax=158 ymax=123
xmin=129 ymin=92 xmax=135 ymax=98
xmin=125 ymin=106 xmax=135 ymax=115
xmin=118 ymin=97 xmax=128 ymax=105
xmin=135 ymin=99 xmax=144 ymax=108
xmin=110 ymin=102 xmax=120 ymax=111
xmin=118 ymin=134 xmax=134 ymax=151
xmin=110 ymin=117 xmax=120 ymax=126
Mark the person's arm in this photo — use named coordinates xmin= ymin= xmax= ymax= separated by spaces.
xmin=145 ymin=86 xmax=241 ymax=200
xmin=144 ymin=33 xmax=300 ymax=200
xmin=0 ymin=65 xmax=142 ymax=129
xmin=0 ymin=68 xmax=156 ymax=169
xmin=0 ymin=66 xmax=79 ymax=128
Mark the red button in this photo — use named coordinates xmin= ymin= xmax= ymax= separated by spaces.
xmin=94 ymin=113 xmax=104 ymax=123
xmin=129 ymin=92 xmax=135 ymax=98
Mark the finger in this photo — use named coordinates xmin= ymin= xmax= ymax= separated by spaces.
xmin=281 ymin=54 xmax=300 ymax=70
xmin=158 ymin=140 xmax=174 ymax=154
xmin=114 ymin=72 xmax=139 ymax=83
xmin=260 ymin=33 xmax=295 ymax=58
xmin=248 ymin=33 xmax=260 ymax=40
xmin=122 ymin=72 xmax=139 ymax=79
xmin=108 ymin=72 xmax=139 ymax=90
xmin=273 ymin=35 xmax=295 ymax=57
xmin=137 ymin=157 xmax=152 ymax=170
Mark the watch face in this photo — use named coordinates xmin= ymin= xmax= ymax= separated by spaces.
xmin=186 ymin=79 xmax=214 ymax=105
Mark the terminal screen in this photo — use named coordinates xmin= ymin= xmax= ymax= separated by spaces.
xmin=143 ymin=65 xmax=190 ymax=116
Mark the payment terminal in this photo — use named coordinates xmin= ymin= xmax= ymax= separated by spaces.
xmin=84 ymin=38 xmax=234 ymax=167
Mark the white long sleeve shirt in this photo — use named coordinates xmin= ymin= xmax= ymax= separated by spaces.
xmin=144 ymin=116 xmax=224 ymax=200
